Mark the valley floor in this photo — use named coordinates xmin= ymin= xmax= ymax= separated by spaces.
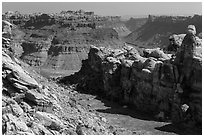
xmin=66 ymin=92 xmax=202 ymax=135
xmin=11 ymin=59 xmax=201 ymax=135
xmin=32 ymin=68 xmax=200 ymax=135
xmin=3 ymin=57 xmax=201 ymax=135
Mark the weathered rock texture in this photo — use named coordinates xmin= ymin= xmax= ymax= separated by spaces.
xmin=2 ymin=50 xmax=63 ymax=135
xmin=2 ymin=20 xmax=114 ymax=135
xmin=2 ymin=51 xmax=113 ymax=135
xmin=60 ymin=35 xmax=202 ymax=129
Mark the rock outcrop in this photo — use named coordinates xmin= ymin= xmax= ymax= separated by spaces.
xmin=60 ymin=34 xmax=202 ymax=129
xmin=167 ymin=34 xmax=186 ymax=52
xmin=167 ymin=33 xmax=202 ymax=53
xmin=2 ymin=53 xmax=112 ymax=135
xmin=3 ymin=49 xmax=61 ymax=134
xmin=2 ymin=20 xmax=114 ymax=135
xmin=2 ymin=48 xmax=64 ymax=134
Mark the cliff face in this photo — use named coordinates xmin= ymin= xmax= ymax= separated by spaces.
xmin=19 ymin=26 xmax=126 ymax=77
xmin=60 ymin=34 xmax=202 ymax=129
xmin=125 ymin=15 xmax=202 ymax=48
xmin=42 ymin=44 xmax=88 ymax=70
xmin=4 ymin=11 xmax=130 ymax=75
xmin=20 ymin=39 xmax=51 ymax=66
xmin=124 ymin=17 xmax=148 ymax=32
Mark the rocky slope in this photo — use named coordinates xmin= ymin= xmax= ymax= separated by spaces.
xmin=125 ymin=15 xmax=202 ymax=48
xmin=60 ymin=31 xmax=202 ymax=132
xmin=2 ymin=20 xmax=115 ymax=135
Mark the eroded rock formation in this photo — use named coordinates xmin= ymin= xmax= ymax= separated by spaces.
xmin=2 ymin=20 xmax=113 ymax=135
xmin=3 ymin=10 xmax=129 ymax=72
xmin=60 ymin=33 xmax=202 ymax=128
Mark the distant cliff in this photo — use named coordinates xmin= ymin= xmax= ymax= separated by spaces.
xmin=125 ymin=15 xmax=202 ymax=48
xmin=3 ymin=11 xmax=130 ymax=74
xmin=124 ymin=17 xmax=148 ymax=32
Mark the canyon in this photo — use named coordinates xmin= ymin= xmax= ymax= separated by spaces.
xmin=5 ymin=11 xmax=201 ymax=76
xmin=2 ymin=10 xmax=202 ymax=135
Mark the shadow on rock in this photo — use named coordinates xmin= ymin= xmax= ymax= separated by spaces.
xmin=94 ymin=96 xmax=156 ymax=121
xmin=155 ymin=123 xmax=202 ymax=135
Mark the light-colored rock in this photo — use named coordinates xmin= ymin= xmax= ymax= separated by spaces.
xmin=3 ymin=113 xmax=29 ymax=134
xmin=10 ymin=103 xmax=24 ymax=117
xmin=11 ymin=69 xmax=39 ymax=88
xmin=19 ymin=101 xmax=32 ymax=113
xmin=168 ymin=34 xmax=186 ymax=52
xmin=31 ymin=122 xmax=53 ymax=135
xmin=34 ymin=111 xmax=65 ymax=131
xmin=181 ymin=104 xmax=189 ymax=112
xmin=143 ymin=57 xmax=157 ymax=72
xmin=2 ymin=97 xmax=24 ymax=117
xmin=25 ymin=89 xmax=52 ymax=106
xmin=12 ymin=82 xmax=29 ymax=92
xmin=3 ymin=51 xmax=39 ymax=88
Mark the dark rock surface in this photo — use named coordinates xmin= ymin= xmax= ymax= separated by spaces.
xmin=60 ymin=32 xmax=202 ymax=132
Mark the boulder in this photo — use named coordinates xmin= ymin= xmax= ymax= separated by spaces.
xmin=12 ymin=82 xmax=29 ymax=92
xmin=2 ymin=95 xmax=24 ymax=117
xmin=3 ymin=51 xmax=39 ymax=89
xmin=31 ymin=122 xmax=53 ymax=135
xmin=9 ymin=103 xmax=24 ymax=117
xmin=147 ymin=49 xmax=170 ymax=60
xmin=143 ymin=57 xmax=157 ymax=72
xmin=2 ymin=113 xmax=29 ymax=135
xmin=168 ymin=34 xmax=186 ymax=52
xmin=34 ymin=111 xmax=65 ymax=131
xmin=8 ymin=69 xmax=39 ymax=89
xmin=25 ymin=89 xmax=52 ymax=106
xmin=2 ymin=20 xmax=13 ymax=39
xmin=19 ymin=101 xmax=32 ymax=113
xmin=88 ymin=46 xmax=105 ymax=72
xmin=111 ymin=49 xmax=125 ymax=58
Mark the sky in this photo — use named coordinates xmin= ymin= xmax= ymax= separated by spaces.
xmin=2 ymin=2 xmax=202 ymax=17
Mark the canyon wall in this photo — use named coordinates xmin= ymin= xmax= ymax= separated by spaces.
xmin=4 ymin=11 xmax=130 ymax=74
xmin=60 ymin=34 xmax=202 ymax=128
xmin=125 ymin=15 xmax=202 ymax=49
